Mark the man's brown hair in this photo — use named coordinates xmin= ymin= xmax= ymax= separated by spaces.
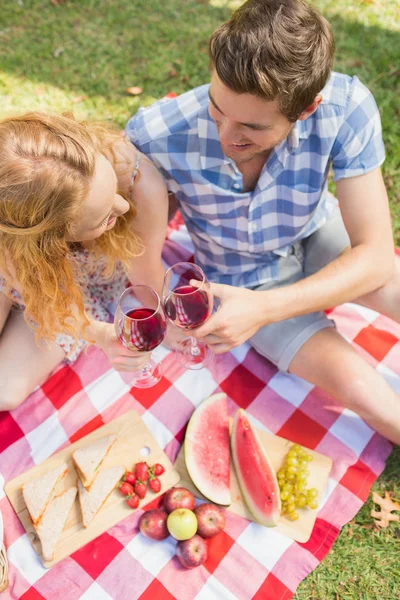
xmin=209 ymin=0 xmax=335 ymax=122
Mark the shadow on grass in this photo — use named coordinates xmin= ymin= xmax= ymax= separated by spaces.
xmin=0 ymin=2 xmax=399 ymax=113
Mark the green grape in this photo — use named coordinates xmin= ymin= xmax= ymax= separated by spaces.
xmin=298 ymin=459 xmax=308 ymax=470
xmin=287 ymin=502 xmax=296 ymax=513
xmin=277 ymin=469 xmax=286 ymax=480
xmin=286 ymin=472 xmax=295 ymax=481
xmin=288 ymin=511 xmax=299 ymax=521
xmin=286 ymin=466 xmax=298 ymax=476
xmin=295 ymin=495 xmax=307 ymax=508
xmin=286 ymin=456 xmax=299 ymax=467
xmin=307 ymin=488 xmax=318 ymax=499
xmin=287 ymin=450 xmax=298 ymax=460
xmin=305 ymin=454 xmax=313 ymax=462
xmin=297 ymin=448 xmax=307 ymax=459
xmin=282 ymin=483 xmax=293 ymax=494
xmin=280 ymin=490 xmax=289 ymax=501
xmin=287 ymin=494 xmax=295 ymax=504
xmin=295 ymin=480 xmax=306 ymax=492
xmin=308 ymin=499 xmax=318 ymax=510
xmin=292 ymin=444 xmax=302 ymax=453
xmin=297 ymin=471 xmax=307 ymax=482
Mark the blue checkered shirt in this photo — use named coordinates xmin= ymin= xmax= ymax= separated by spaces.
xmin=126 ymin=72 xmax=385 ymax=288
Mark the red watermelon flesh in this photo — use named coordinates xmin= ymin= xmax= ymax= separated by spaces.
xmin=184 ymin=393 xmax=231 ymax=505
xmin=231 ymin=409 xmax=281 ymax=526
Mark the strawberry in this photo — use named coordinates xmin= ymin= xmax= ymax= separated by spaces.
xmin=153 ymin=463 xmax=165 ymax=476
xmin=126 ymin=494 xmax=140 ymax=509
xmin=149 ymin=478 xmax=161 ymax=493
xmin=135 ymin=481 xmax=147 ymax=499
xmin=135 ymin=462 xmax=149 ymax=482
xmin=124 ymin=471 xmax=136 ymax=486
xmin=119 ymin=482 xmax=134 ymax=497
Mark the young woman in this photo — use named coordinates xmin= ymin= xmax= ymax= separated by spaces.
xmin=0 ymin=112 xmax=169 ymax=411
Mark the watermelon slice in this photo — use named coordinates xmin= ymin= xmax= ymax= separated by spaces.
xmin=184 ymin=393 xmax=231 ymax=505
xmin=231 ymin=409 xmax=281 ymax=526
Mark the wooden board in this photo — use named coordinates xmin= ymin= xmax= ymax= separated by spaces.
xmin=175 ymin=429 xmax=332 ymax=543
xmin=5 ymin=410 xmax=180 ymax=567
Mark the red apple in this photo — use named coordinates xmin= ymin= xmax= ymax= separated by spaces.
xmin=139 ymin=509 xmax=169 ymax=541
xmin=194 ymin=503 xmax=226 ymax=538
xmin=163 ymin=487 xmax=196 ymax=513
xmin=176 ymin=534 xmax=208 ymax=569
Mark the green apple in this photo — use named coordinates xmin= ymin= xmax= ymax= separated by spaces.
xmin=167 ymin=508 xmax=198 ymax=541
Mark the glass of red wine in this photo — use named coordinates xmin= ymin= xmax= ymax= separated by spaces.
xmin=114 ymin=285 xmax=167 ymax=388
xmin=163 ymin=262 xmax=213 ymax=370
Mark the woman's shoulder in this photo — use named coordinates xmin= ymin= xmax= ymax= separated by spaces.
xmin=131 ymin=151 xmax=168 ymax=204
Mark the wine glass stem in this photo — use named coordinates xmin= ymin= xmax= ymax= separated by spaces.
xmin=190 ymin=336 xmax=201 ymax=357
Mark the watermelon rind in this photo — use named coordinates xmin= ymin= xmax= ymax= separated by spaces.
xmin=184 ymin=393 xmax=231 ymax=506
xmin=231 ymin=409 xmax=281 ymax=526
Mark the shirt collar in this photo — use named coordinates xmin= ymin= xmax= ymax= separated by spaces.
xmin=198 ymin=103 xmax=232 ymax=170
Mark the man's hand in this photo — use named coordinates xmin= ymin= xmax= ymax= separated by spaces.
xmin=91 ymin=321 xmax=149 ymax=371
xmin=190 ymin=282 xmax=269 ymax=353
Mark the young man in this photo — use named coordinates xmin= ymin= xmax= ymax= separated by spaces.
xmin=127 ymin=0 xmax=400 ymax=444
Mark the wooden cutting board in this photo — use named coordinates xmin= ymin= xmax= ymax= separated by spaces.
xmin=5 ymin=410 xmax=180 ymax=567
xmin=175 ymin=428 xmax=332 ymax=543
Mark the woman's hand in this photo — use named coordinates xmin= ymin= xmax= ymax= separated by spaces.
xmin=91 ymin=321 xmax=149 ymax=371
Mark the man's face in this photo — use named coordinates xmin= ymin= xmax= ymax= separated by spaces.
xmin=208 ymin=71 xmax=294 ymax=164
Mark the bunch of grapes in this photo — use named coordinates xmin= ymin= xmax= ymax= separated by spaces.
xmin=277 ymin=444 xmax=318 ymax=521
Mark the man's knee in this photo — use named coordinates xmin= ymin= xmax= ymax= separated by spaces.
xmin=338 ymin=374 xmax=394 ymax=424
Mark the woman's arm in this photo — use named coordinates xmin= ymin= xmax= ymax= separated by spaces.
xmin=104 ymin=138 xmax=169 ymax=294
xmin=0 ymin=293 xmax=12 ymax=335
xmin=125 ymin=155 xmax=169 ymax=295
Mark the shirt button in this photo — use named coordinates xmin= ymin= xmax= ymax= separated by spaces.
xmin=250 ymin=222 xmax=259 ymax=232
xmin=233 ymin=183 xmax=240 ymax=190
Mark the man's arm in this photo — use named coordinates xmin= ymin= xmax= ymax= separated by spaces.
xmin=267 ymin=167 xmax=394 ymax=318
xmin=192 ymin=167 xmax=394 ymax=352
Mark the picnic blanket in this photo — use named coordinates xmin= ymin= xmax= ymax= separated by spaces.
xmin=0 ymin=214 xmax=395 ymax=600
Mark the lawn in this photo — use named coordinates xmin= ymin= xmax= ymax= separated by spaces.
xmin=1 ymin=0 xmax=399 ymax=598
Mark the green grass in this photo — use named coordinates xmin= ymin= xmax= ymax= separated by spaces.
xmin=1 ymin=1 xmax=399 ymax=597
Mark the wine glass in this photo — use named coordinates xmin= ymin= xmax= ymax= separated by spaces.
xmin=114 ymin=285 xmax=167 ymax=388
xmin=163 ymin=262 xmax=213 ymax=370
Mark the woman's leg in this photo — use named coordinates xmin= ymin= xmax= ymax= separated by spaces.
xmin=0 ymin=309 xmax=65 ymax=411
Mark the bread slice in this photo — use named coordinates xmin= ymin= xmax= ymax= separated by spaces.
xmin=78 ymin=465 xmax=125 ymax=527
xmin=21 ymin=463 xmax=68 ymax=525
xmin=36 ymin=486 xmax=77 ymax=562
xmin=72 ymin=434 xmax=117 ymax=490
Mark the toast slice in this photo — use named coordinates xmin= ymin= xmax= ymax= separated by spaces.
xmin=72 ymin=434 xmax=117 ymax=490
xmin=21 ymin=463 xmax=68 ymax=525
xmin=35 ymin=486 xmax=77 ymax=562
xmin=78 ymin=465 xmax=125 ymax=527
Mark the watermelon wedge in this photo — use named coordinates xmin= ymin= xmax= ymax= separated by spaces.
xmin=231 ymin=409 xmax=281 ymax=526
xmin=184 ymin=393 xmax=231 ymax=506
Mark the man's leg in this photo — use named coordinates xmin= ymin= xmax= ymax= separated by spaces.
xmin=288 ymin=326 xmax=400 ymax=445
xmin=353 ymin=254 xmax=400 ymax=323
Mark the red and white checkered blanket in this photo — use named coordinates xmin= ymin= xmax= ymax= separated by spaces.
xmin=0 ymin=215 xmax=395 ymax=600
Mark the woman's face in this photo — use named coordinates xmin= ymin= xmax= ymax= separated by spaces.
xmin=67 ymin=154 xmax=130 ymax=242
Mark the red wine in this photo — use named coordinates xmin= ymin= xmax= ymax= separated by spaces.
xmin=118 ymin=307 xmax=166 ymax=351
xmin=164 ymin=285 xmax=210 ymax=329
